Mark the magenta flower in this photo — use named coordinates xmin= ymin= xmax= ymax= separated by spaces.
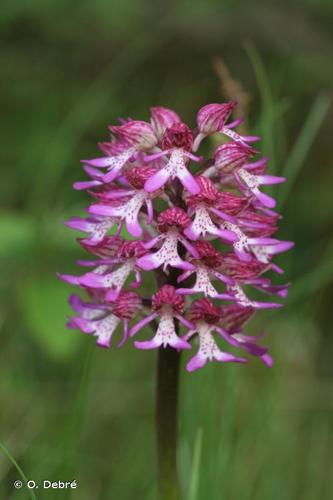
xmin=184 ymin=299 xmax=248 ymax=372
xmin=59 ymin=240 xmax=147 ymax=301
xmin=213 ymin=141 xmax=256 ymax=174
xmin=150 ymin=106 xmax=181 ymax=139
xmin=60 ymin=102 xmax=293 ymax=372
xmin=87 ymin=166 xmax=157 ymax=237
xmin=193 ymin=101 xmax=237 ymax=151
xmin=144 ymin=122 xmax=200 ymax=194
xmin=64 ymin=215 xmax=120 ymax=246
xmin=136 ymin=207 xmax=199 ymax=272
xmin=67 ymin=290 xmax=141 ymax=348
xmin=184 ymin=176 xmax=238 ymax=242
xmin=218 ymin=303 xmax=273 ymax=367
xmin=193 ymin=102 xmax=260 ymax=151
xmin=130 ymin=285 xmax=193 ymax=350
xmin=176 ymin=240 xmax=234 ymax=300
xmin=83 ymin=120 xmax=158 ymax=184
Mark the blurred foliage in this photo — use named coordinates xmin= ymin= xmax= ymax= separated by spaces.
xmin=1 ymin=0 xmax=333 ymax=499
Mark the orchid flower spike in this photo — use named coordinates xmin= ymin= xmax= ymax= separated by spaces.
xmin=60 ymin=102 xmax=293 ymax=371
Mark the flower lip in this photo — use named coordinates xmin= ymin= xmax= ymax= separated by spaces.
xmin=187 ymin=176 xmax=219 ymax=207
xmin=161 ymin=123 xmax=194 ymax=151
xmin=120 ymin=240 xmax=148 ymax=258
xmin=192 ymin=240 xmax=223 ymax=268
xmin=157 ymin=207 xmax=191 ymax=233
xmin=190 ymin=298 xmax=221 ymax=324
xmin=152 ymin=285 xmax=184 ymax=314
xmin=124 ymin=166 xmax=157 ymax=189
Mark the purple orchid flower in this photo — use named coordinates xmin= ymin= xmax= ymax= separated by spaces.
xmin=184 ymin=299 xmax=248 ymax=372
xmin=176 ymin=240 xmax=235 ymax=300
xmin=150 ymin=106 xmax=182 ymax=140
xmin=59 ymin=240 xmax=147 ymax=301
xmin=130 ymin=285 xmax=193 ymax=350
xmin=64 ymin=215 xmax=121 ymax=246
xmin=88 ymin=166 xmax=157 ymax=237
xmin=67 ymin=291 xmax=141 ymax=348
xmin=184 ymin=176 xmax=238 ymax=242
xmin=144 ymin=123 xmax=200 ymax=195
xmin=217 ymin=303 xmax=273 ymax=366
xmin=137 ymin=207 xmax=199 ymax=272
xmin=82 ymin=121 xmax=158 ymax=183
xmin=193 ymin=101 xmax=238 ymax=151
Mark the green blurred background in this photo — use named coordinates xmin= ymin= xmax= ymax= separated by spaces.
xmin=1 ymin=0 xmax=333 ymax=499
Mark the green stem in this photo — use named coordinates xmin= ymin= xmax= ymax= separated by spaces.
xmin=155 ymin=178 xmax=185 ymax=499
xmin=0 ymin=441 xmax=37 ymax=500
xmin=156 ymin=344 xmax=181 ymax=500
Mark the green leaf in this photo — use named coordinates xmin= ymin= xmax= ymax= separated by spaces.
xmin=20 ymin=277 xmax=80 ymax=361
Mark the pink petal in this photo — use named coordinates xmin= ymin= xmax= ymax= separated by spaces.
xmin=64 ymin=217 xmax=91 ymax=232
xmin=130 ymin=313 xmax=158 ymax=337
xmin=82 ymin=157 xmax=112 ymax=167
xmin=70 ymin=317 xmax=95 ymax=334
xmin=214 ymin=351 xmax=247 ymax=363
xmin=253 ymin=188 xmax=276 ymax=208
xmin=102 ymin=168 xmax=122 ymax=183
xmin=78 ymin=272 xmax=106 ymax=288
xmin=258 ymin=175 xmax=286 ymax=185
xmin=186 ymin=353 xmax=207 ymax=372
xmin=261 ymin=353 xmax=274 ymax=367
xmin=88 ymin=204 xmax=119 ymax=217
xmin=136 ymin=253 xmax=160 ymax=270
xmin=134 ymin=338 xmax=162 ymax=350
xmin=184 ymin=224 xmax=200 ymax=241
xmin=144 ymin=168 xmax=170 ymax=192
xmin=57 ymin=273 xmax=80 ymax=285
xmin=73 ymin=180 xmax=101 ymax=190
xmin=126 ymin=217 xmax=142 ymax=238
xmin=217 ymin=228 xmax=238 ymax=243
xmin=177 ymin=167 xmax=200 ymax=194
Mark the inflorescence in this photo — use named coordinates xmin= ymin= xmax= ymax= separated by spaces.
xmin=59 ymin=102 xmax=293 ymax=372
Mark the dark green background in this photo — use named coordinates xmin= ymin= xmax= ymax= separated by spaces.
xmin=1 ymin=0 xmax=333 ymax=499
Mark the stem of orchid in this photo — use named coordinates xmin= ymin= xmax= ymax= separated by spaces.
xmin=155 ymin=179 xmax=184 ymax=500
xmin=156 ymin=340 xmax=181 ymax=500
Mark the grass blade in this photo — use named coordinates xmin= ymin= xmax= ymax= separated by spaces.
xmin=188 ymin=428 xmax=203 ymax=500
xmin=0 ymin=441 xmax=37 ymax=500
xmin=279 ymin=93 xmax=330 ymax=207
xmin=287 ymin=240 xmax=333 ymax=304
xmin=244 ymin=41 xmax=276 ymax=169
